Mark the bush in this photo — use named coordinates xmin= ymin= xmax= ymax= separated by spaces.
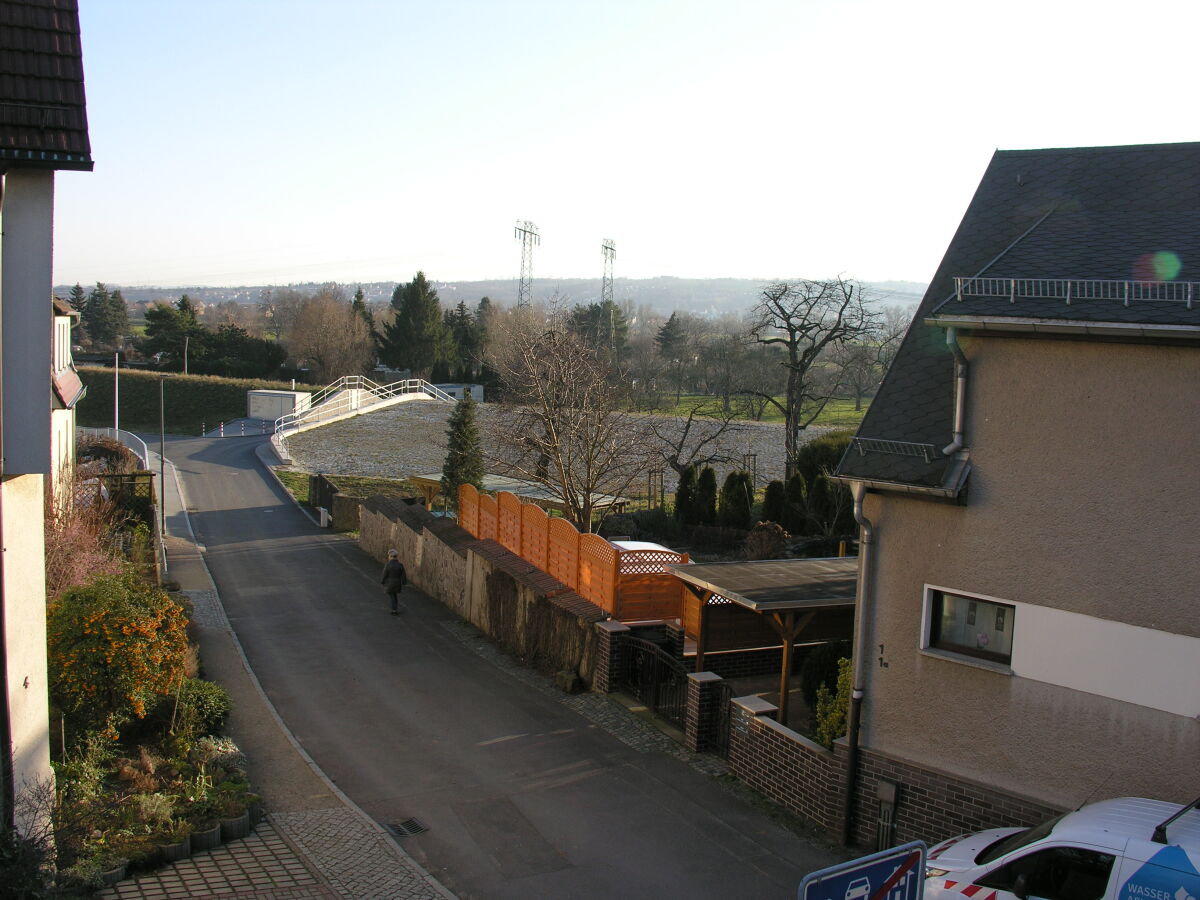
xmin=718 ymin=470 xmax=753 ymax=528
xmin=695 ymin=467 xmax=717 ymax=525
xmin=47 ymin=574 xmax=190 ymax=739
xmin=674 ymin=465 xmax=697 ymax=524
xmin=761 ymin=479 xmax=785 ymax=524
xmin=744 ymin=521 xmax=788 ymax=560
xmin=176 ymin=679 xmax=232 ymax=736
xmin=0 ymin=828 xmax=51 ymax=899
xmin=815 ymin=656 xmax=852 ymax=749
xmin=799 ymin=640 xmax=851 ymax=709
xmin=787 ymin=431 xmax=856 ymax=537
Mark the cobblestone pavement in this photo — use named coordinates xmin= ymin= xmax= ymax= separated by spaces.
xmin=282 ymin=399 xmax=830 ymax=492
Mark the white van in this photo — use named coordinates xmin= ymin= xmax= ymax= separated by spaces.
xmin=924 ymin=797 xmax=1200 ymax=900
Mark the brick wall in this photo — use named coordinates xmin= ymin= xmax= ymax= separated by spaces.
xmin=848 ymin=747 xmax=1062 ymax=847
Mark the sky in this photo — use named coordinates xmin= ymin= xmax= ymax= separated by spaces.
xmin=52 ymin=0 xmax=1200 ymax=289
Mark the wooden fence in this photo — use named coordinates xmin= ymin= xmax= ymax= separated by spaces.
xmin=459 ymin=483 xmax=688 ymax=621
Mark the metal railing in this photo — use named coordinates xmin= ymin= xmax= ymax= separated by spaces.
xmin=851 ymin=437 xmax=937 ymax=463
xmin=275 ymin=376 xmax=455 ymax=436
xmin=954 ymin=276 xmax=1197 ymax=309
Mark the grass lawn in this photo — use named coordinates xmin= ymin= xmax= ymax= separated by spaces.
xmin=272 ymin=469 xmax=415 ymax=505
xmin=273 ymin=468 xmax=311 ymax=504
xmin=657 ymin=395 xmax=869 ymax=430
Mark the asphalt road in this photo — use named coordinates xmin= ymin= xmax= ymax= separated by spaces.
xmin=171 ymin=434 xmax=838 ymax=899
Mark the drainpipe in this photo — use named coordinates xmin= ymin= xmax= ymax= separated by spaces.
xmin=943 ymin=327 xmax=968 ymax=457
xmin=843 ymin=480 xmax=874 ymax=846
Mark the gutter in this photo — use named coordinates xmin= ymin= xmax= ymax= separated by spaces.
xmin=843 ymin=480 xmax=874 ymax=845
xmin=942 ymin=326 xmax=968 ymax=457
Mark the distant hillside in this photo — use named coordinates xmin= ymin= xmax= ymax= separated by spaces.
xmin=55 ymin=277 xmax=926 ymax=316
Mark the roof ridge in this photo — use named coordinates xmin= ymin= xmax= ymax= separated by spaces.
xmin=997 ymin=141 xmax=1200 ymax=158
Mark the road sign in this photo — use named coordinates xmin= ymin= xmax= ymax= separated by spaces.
xmin=799 ymin=841 xmax=927 ymax=900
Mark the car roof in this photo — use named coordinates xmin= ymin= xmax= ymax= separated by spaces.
xmin=1051 ymin=798 xmax=1200 ymax=852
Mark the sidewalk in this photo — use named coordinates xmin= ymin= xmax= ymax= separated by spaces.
xmin=99 ymin=439 xmax=455 ymax=900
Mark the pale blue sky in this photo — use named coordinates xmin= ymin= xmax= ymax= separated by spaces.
xmin=53 ymin=0 xmax=1200 ymax=288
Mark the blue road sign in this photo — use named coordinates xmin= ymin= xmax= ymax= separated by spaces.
xmin=800 ymin=841 xmax=927 ymax=900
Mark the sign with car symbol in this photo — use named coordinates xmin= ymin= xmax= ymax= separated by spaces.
xmin=800 ymin=841 xmax=928 ymax=900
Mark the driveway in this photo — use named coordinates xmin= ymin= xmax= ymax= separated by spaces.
xmin=170 ymin=434 xmax=839 ymax=899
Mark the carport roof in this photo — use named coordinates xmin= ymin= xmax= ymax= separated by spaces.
xmin=669 ymin=557 xmax=858 ymax=612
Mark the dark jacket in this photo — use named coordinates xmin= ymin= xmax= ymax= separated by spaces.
xmin=381 ymin=559 xmax=406 ymax=591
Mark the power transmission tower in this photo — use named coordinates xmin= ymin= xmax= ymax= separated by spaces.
xmin=514 ymin=220 xmax=540 ymax=307
xmin=601 ymin=238 xmax=615 ymax=306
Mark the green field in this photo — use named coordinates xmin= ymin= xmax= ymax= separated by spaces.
xmin=655 ymin=395 xmax=869 ymax=430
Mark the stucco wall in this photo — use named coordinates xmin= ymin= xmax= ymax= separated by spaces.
xmin=862 ymin=336 xmax=1200 ymax=810
xmin=1 ymin=474 xmax=54 ymax=832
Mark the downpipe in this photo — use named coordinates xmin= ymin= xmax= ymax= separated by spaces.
xmin=943 ymin=327 xmax=968 ymax=457
xmin=843 ymin=480 xmax=874 ymax=846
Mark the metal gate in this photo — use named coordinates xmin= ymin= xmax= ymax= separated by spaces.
xmin=617 ymin=636 xmax=689 ymax=730
xmin=712 ymin=681 xmax=733 ymax=758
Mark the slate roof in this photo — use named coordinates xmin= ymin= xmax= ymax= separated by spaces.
xmin=835 ymin=141 xmax=1200 ymax=491
xmin=0 ymin=0 xmax=91 ymax=171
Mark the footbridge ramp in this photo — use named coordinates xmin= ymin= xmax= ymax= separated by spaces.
xmin=274 ymin=376 xmax=453 ymax=440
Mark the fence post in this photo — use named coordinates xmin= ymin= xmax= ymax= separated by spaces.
xmin=685 ymin=671 xmax=723 ymax=753
xmin=593 ymin=620 xmax=631 ymax=693
xmin=201 ymin=422 xmax=205 ymax=436
xmin=219 ymin=422 xmax=224 ymax=437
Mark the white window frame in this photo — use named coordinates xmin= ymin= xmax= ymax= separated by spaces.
xmin=920 ymin=584 xmax=1015 ymax=674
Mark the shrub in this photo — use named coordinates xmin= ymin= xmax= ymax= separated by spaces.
xmin=0 ymin=827 xmax=51 ymax=899
xmin=761 ymin=479 xmax=785 ymax=524
xmin=788 ymin=430 xmax=856 ymax=537
xmin=799 ymin=640 xmax=851 ymax=709
xmin=673 ymin=464 xmax=696 ymax=524
xmin=744 ymin=521 xmax=788 ymax=560
xmin=695 ymin=466 xmax=717 ymax=525
xmin=176 ymin=679 xmax=232 ymax=737
xmin=815 ymin=656 xmax=852 ymax=748
xmin=718 ymin=470 xmax=753 ymax=528
xmin=47 ymin=574 xmax=189 ymax=739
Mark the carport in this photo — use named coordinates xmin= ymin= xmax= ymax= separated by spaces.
xmin=670 ymin=558 xmax=858 ymax=725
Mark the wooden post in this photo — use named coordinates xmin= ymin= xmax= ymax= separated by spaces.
xmin=696 ymin=595 xmax=709 ymax=673
xmin=766 ymin=610 xmax=816 ymax=728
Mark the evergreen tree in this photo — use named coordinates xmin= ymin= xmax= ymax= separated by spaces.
xmin=351 ymin=286 xmax=374 ymax=332
xmin=718 ymin=470 xmax=754 ymax=528
xmin=568 ymin=299 xmax=628 ymax=361
xmin=674 ymin=464 xmax=697 ymax=524
xmin=696 ymin=466 xmax=717 ymax=526
xmin=441 ymin=393 xmax=484 ymax=506
xmin=783 ymin=472 xmax=806 ymax=534
xmin=761 ymin=479 xmax=786 ymax=525
xmin=378 ymin=271 xmax=449 ymax=376
xmin=83 ymin=282 xmax=128 ymax=347
xmin=655 ymin=311 xmax=691 ymax=403
xmin=68 ymin=282 xmax=87 ymax=313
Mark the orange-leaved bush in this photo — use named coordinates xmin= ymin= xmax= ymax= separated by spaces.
xmin=48 ymin=573 xmax=189 ymax=739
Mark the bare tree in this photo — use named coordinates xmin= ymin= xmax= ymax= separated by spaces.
xmin=286 ymin=285 xmax=375 ymax=383
xmin=648 ymin=402 xmax=744 ymax=477
xmin=747 ymin=278 xmax=880 ymax=477
xmin=259 ymin=287 xmax=306 ymax=341
xmin=734 ymin=343 xmax=787 ymax=420
xmin=485 ymin=306 xmax=655 ymax=533
xmin=827 ymin=303 xmax=913 ymax=409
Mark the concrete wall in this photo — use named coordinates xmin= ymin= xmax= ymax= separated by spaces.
xmin=861 ymin=336 xmax=1200 ymax=810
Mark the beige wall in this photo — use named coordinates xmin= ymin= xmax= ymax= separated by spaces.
xmin=862 ymin=335 xmax=1200 ymax=810
xmin=1 ymin=474 xmax=54 ymax=832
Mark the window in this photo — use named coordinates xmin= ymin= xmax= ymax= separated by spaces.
xmin=928 ymin=589 xmax=1015 ymax=665
xmin=977 ymin=846 xmax=1115 ymax=900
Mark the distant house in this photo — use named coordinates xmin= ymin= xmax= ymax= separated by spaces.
xmin=51 ymin=296 xmax=86 ymax=492
xmin=833 ymin=142 xmax=1200 ymax=846
xmin=0 ymin=0 xmax=93 ymax=837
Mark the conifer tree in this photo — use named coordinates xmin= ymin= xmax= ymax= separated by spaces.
xmin=696 ymin=466 xmax=717 ymax=526
xmin=441 ymin=393 xmax=484 ymax=506
xmin=674 ymin=464 xmax=697 ymax=524
xmin=718 ymin=470 xmax=754 ymax=528
xmin=68 ymin=282 xmax=87 ymax=313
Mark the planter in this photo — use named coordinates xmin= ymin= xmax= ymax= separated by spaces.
xmin=158 ymin=835 xmax=191 ymax=863
xmin=98 ymin=861 xmax=128 ymax=886
xmin=220 ymin=809 xmax=251 ymax=841
xmin=249 ymin=799 xmax=264 ymax=827
xmin=190 ymin=821 xmax=223 ymax=851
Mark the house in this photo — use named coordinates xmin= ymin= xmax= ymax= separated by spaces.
xmin=51 ymin=296 xmax=86 ymax=493
xmin=0 ymin=0 xmax=92 ymax=836
xmin=833 ymin=142 xmax=1200 ymax=846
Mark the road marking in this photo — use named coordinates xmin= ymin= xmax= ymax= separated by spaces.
xmin=478 ymin=734 xmax=528 ymax=746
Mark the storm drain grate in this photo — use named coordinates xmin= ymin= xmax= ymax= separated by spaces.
xmin=386 ymin=818 xmax=429 ymax=838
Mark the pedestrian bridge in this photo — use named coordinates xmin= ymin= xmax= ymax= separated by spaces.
xmin=274 ymin=375 xmax=454 ymax=439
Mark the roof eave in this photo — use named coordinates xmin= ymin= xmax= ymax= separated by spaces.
xmin=833 ymin=456 xmax=972 ymax=499
xmin=925 ymin=315 xmax=1200 ymax=341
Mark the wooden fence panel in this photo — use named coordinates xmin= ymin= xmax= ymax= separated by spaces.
xmin=478 ymin=492 xmax=498 ymax=542
xmin=521 ymin=503 xmax=549 ymax=572
xmin=547 ymin=516 xmax=580 ymax=590
xmin=497 ymin=491 xmax=523 ymax=556
xmin=458 ymin=483 xmax=479 ymax=537
xmin=578 ymin=533 xmax=618 ymax=614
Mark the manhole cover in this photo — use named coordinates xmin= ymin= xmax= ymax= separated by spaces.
xmin=387 ymin=818 xmax=428 ymax=837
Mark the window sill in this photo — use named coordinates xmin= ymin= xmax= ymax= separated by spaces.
xmin=919 ymin=646 xmax=1013 ymax=676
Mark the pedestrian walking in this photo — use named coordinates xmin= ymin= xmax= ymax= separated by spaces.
xmin=381 ymin=548 xmax=407 ymax=615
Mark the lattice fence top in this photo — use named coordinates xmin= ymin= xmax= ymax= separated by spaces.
xmin=618 ymin=549 xmax=687 ymax=575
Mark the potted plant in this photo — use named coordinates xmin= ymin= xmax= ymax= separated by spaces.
xmin=218 ymin=794 xmax=251 ymax=841
xmin=183 ymin=793 xmax=223 ymax=851
xmin=157 ymin=818 xmax=193 ymax=863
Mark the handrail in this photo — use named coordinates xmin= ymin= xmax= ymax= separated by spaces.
xmin=954 ymin=275 xmax=1198 ymax=309
xmin=274 ymin=377 xmax=455 ymax=436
